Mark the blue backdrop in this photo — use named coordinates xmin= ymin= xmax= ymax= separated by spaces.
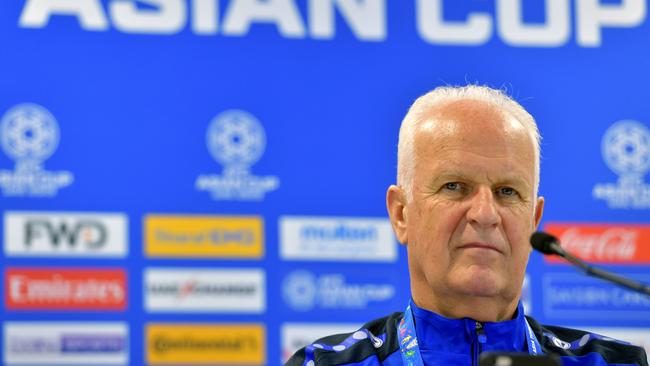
xmin=1 ymin=1 xmax=649 ymax=365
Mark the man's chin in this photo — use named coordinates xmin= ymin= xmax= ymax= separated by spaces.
xmin=449 ymin=271 xmax=504 ymax=298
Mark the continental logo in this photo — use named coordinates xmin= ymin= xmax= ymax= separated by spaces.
xmin=146 ymin=324 xmax=265 ymax=365
xmin=144 ymin=215 xmax=263 ymax=258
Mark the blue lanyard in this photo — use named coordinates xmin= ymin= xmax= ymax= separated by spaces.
xmin=525 ymin=317 xmax=542 ymax=356
xmin=397 ymin=303 xmax=543 ymax=366
xmin=397 ymin=304 xmax=424 ymax=366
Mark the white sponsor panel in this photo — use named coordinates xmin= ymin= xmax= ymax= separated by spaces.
xmin=577 ymin=327 xmax=650 ymax=354
xmin=280 ymin=216 xmax=397 ymax=262
xmin=281 ymin=323 xmax=359 ymax=363
xmin=145 ymin=268 xmax=265 ymax=313
xmin=4 ymin=322 xmax=128 ymax=365
xmin=4 ymin=211 xmax=128 ymax=257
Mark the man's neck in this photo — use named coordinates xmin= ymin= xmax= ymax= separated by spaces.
xmin=411 ymin=292 xmax=519 ymax=322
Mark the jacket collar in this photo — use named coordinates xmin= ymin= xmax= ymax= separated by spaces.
xmin=410 ymin=299 xmax=528 ymax=353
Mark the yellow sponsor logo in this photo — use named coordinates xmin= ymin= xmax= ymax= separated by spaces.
xmin=146 ymin=324 xmax=265 ymax=365
xmin=145 ymin=215 xmax=263 ymax=258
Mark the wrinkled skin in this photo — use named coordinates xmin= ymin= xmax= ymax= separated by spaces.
xmin=387 ymin=100 xmax=544 ymax=322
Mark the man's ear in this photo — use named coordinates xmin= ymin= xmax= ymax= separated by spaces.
xmin=534 ymin=196 xmax=545 ymax=230
xmin=386 ymin=185 xmax=408 ymax=245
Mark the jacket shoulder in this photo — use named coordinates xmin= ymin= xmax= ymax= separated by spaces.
xmin=284 ymin=312 xmax=403 ymax=366
xmin=525 ymin=315 xmax=648 ymax=366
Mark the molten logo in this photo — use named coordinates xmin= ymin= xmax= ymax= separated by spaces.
xmin=5 ymin=268 xmax=127 ymax=310
xmin=544 ymin=223 xmax=650 ymax=264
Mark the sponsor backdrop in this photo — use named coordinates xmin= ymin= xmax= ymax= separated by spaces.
xmin=1 ymin=1 xmax=649 ymax=365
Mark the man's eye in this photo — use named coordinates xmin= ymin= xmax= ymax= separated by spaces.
xmin=498 ymin=187 xmax=518 ymax=197
xmin=444 ymin=182 xmax=461 ymax=191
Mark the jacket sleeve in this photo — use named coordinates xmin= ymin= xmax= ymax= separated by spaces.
xmin=284 ymin=312 xmax=403 ymax=366
xmin=526 ymin=316 xmax=649 ymax=366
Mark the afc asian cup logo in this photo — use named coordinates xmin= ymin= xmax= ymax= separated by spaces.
xmin=1 ymin=103 xmax=59 ymax=164
xmin=195 ymin=109 xmax=279 ymax=201
xmin=207 ymin=110 xmax=266 ymax=174
xmin=0 ymin=103 xmax=73 ymax=197
xmin=593 ymin=120 xmax=650 ymax=209
xmin=282 ymin=271 xmax=317 ymax=312
xmin=601 ymin=120 xmax=650 ymax=179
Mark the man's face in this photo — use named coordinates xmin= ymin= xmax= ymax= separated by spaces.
xmin=394 ymin=100 xmax=543 ymax=316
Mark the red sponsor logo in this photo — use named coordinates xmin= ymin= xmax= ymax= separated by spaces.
xmin=544 ymin=223 xmax=650 ymax=264
xmin=5 ymin=268 xmax=127 ymax=310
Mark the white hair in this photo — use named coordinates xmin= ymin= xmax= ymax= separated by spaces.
xmin=397 ymin=85 xmax=541 ymax=198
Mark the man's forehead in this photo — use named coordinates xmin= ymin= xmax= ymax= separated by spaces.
xmin=412 ymin=99 xmax=537 ymax=187
xmin=416 ymin=99 xmax=527 ymax=137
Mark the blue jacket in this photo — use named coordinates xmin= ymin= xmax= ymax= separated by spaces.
xmin=286 ymin=301 xmax=648 ymax=366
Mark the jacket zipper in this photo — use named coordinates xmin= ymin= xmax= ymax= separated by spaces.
xmin=472 ymin=321 xmax=487 ymax=366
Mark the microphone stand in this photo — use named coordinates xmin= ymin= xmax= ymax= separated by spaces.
xmin=555 ymin=248 xmax=650 ymax=296
xmin=532 ymin=232 xmax=650 ymax=296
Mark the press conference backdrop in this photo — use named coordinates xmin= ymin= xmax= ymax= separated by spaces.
xmin=0 ymin=1 xmax=649 ymax=365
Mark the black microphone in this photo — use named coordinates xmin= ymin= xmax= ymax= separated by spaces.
xmin=530 ymin=231 xmax=650 ymax=296
xmin=530 ymin=232 xmax=565 ymax=256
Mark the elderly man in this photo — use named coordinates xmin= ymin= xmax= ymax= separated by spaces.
xmin=286 ymin=85 xmax=648 ymax=366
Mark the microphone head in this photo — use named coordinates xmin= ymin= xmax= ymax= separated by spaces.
xmin=530 ymin=231 xmax=561 ymax=255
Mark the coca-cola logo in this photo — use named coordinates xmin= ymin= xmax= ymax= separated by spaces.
xmin=559 ymin=228 xmax=638 ymax=261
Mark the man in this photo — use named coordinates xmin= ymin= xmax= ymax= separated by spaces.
xmin=285 ymin=85 xmax=649 ymax=366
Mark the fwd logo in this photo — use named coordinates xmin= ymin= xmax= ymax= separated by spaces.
xmin=5 ymin=211 xmax=128 ymax=257
xmin=26 ymin=220 xmax=106 ymax=248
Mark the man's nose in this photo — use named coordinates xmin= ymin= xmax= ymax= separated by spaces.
xmin=466 ymin=187 xmax=501 ymax=227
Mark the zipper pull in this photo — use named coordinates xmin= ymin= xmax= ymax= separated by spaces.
xmin=476 ymin=322 xmax=487 ymax=344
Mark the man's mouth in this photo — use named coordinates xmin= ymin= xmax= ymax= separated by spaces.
xmin=459 ymin=242 xmax=503 ymax=254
